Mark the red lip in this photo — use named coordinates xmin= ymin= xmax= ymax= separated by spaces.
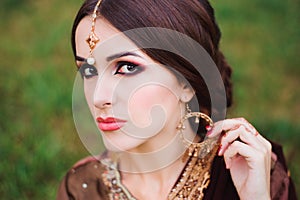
xmin=96 ymin=117 xmax=126 ymax=131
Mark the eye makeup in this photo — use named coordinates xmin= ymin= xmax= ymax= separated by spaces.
xmin=114 ymin=61 xmax=144 ymax=76
xmin=78 ymin=63 xmax=98 ymax=79
xmin=75 ymin=51 xmax=147 ymax=78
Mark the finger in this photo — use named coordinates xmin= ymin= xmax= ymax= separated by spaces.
xmin=218 ymin=125 xmax=261 ymax=156
xmin=223 ymin=141 xmax=263 ymax=169
xmin=256 ymin=134 xmax=272 ymax=151
xmin=218 ymin=126 xmax=241 ymax=156
xmin=238 ymin=127 xmax=263 ymax=148
xmin=234 ymin=118 xmax=271 ymax=152
xmin=252 ymin=134 xmax=272 ymax=163
xmin=208 ymin=118 xmax=257 ymax=138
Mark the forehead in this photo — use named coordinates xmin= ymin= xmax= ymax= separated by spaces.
xmin=75 ymin=16 xmax=123 ymax=58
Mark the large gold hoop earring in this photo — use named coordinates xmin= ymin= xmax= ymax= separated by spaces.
xmin=177 ymin=104 xmax=218 ymax=160
xmin=177 ymin=104 xmax=213 ymax=131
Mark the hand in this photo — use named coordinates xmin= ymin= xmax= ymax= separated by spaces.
xmin=208 ymin=118 xmax=272 ymax=200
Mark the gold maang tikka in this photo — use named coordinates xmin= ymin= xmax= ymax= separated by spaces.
xmin=85 ymin=0 xmax=103 ymax=65
xmin=177 ymin=104 xmax=218 ymax=159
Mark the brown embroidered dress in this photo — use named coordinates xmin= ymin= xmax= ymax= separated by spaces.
xmin=56 ymin=142 xmax=297 ymax=200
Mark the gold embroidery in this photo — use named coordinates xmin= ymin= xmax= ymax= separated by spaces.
xmin=100 ymin=143 xmax=218 ymax=200
xmin=168 ymin=143 xmax=219 ymax=200
xmin=101 ymin=159 xmax=136 ymax=200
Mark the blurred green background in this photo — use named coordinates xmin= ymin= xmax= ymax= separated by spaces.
xmin=0 ymin=0 xmax=299 ymax=199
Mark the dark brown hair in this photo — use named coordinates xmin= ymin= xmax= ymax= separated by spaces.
xmin=71 ymin=0 xmax=233 ymax=137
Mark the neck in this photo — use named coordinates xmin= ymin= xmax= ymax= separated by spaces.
xmin=114 ymin=128 xmax=196 ymax=198
xmin=108 ymin=123 xmax=197 ymax=198
xmin=117 ymin=130 xmax=187 ymax=173
xmin=119 ymin=150 xmax=187 ymax=199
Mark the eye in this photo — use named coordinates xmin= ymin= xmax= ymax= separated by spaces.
xmin=114 ymin=61 xmax=143 ymax=75
xmin=79 ymin=63 xmax=98 ymax=79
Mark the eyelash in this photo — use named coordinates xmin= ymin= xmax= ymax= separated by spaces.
xmin=114 ymin=61 xmax=143 ymax=76
xmin=79 ymin=61 xmax=143 ymax=79
xmin=79 ymin=63 xmax=98 ymax=79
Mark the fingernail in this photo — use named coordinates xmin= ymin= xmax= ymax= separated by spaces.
xmin=206 ymin=128 xmax=213 ymax=136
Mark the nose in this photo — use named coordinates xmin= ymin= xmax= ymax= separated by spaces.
xmin=93 ymin=76 xmax=114 ymax=109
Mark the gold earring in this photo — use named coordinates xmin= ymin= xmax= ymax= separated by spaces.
xmin=177 ymin=104 xmax=217 ymax=160
xmin=177 ymin=104 xmax=213 ymax=131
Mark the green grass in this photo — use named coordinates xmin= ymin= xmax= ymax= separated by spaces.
xmin=0 ymin=0 xmax=299 ymax=199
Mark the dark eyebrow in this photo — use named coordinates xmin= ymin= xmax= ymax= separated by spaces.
xmin=75 ymin=56 xmax=86 ymax=62
xmin=106 ymin=52 xmax=142 ymax=62
xmin=74 ymin=56 xmax=86 ymax=69
xmin=75 ymin=52 xmax=142 ymax=63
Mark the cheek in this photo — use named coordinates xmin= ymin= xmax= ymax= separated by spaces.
xmin=128 ymin=85 xmax=179 ymax=127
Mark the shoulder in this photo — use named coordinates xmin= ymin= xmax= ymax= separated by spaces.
xmin=56 ymin=154 xmax=109 ymax=200
xmin=66 ymin=155 xmax=105 ymax=186
xmin=269 ymin=141 xmax=297 ymax=200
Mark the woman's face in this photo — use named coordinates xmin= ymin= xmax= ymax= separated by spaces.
xmin=75 ymin=17 xmax=194 ymax=153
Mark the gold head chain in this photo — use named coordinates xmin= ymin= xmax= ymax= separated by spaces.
xmin=86 ymin=0 xmax=103 ymax=65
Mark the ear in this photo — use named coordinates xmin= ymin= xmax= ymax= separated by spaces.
xmin=180 ymin=84 xmax=195 ymax=103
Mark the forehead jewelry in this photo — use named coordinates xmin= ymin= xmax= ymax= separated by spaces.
xmin=85 ymin=0 xmax=103 ymax=65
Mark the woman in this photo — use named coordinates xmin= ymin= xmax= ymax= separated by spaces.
xmin=57 ymin=0 xmax=297 ymax=199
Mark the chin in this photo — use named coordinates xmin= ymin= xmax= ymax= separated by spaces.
xmin=102 ymin=136 xmax=145 ymax=153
